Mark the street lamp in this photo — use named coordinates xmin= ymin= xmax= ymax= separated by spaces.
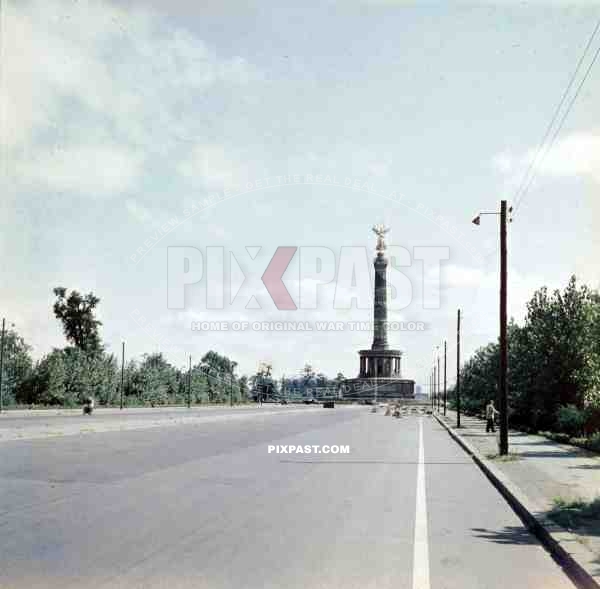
xmin=472 ymin=200 xmax=512 ymax=455
xmin=188 ymin=355 xmax=192 ymax=409
xmin=436 ymin=345 xmax=441 ymax=412
xmin=120 ymin=340 xmax=125 ymax=410
xmin=0 ymin=318 xmax=5 ymax=413
xmin=443 ymin=340 xmax=447 ymax=416
xmin=229 ymin=361 xmax=237 ymax=407
xmin=430 ymin=369 xmax=434 ymax=410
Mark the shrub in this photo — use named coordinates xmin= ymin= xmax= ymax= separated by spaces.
xmin=586 ymin=433 xmax=600 ymax=453
xmin=553 ymin=432 xmax=572 ymax=444
xmin=549 ymin=497 xmax=600 ymax=530
xmin=555 ymin=404 xmax=586 ymax=437
xmin=572 ymin=432 xmax=600 ymax=453
xmin=583 ymin=405 xmax=600 ymax=435
xmin=539 ymin=431 xmax=571 ymax=443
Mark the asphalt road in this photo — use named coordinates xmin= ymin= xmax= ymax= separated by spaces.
xmin=0 ymin=408 xmax=575 ymax=589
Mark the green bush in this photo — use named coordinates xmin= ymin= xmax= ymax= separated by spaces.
xmin=586 ymin=433 xmax=600 ymax=453
xmin=555 ymin=404 xmax=586 ymax=437
xmin=539 ymin=431 xmax=571 ymax=444
xmin=572 ymin=432 xmax=600 ymax=453
xmin=540 ymin=429 xmax=600 ymax=454
xmin=583 ymin=406 xmax=600 ymax=435
xmin=549 ymin=497 xmax=600 ymax=530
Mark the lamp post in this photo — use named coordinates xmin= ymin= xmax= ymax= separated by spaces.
xmin=432 ymin=363 xmax=436 ymax=412
xmin=457 ymin=309 xmax=461 ymax=428
xmin=434 ymin=367 xmax=437 ymax=410
xmin=436 ymin=346 xmax=441 ymax=412
xmin=430 ymin=370 xmax=433 ymax=410
xmin=229 ymin=361 xmax=237 ymax=407
xmin=472 ymin=200 xmax=510 ymax=455
xmin=433 ymin=362 xmax=436 ymax=411
xmin=187 ymin=355 xmax=192 ymax=409
xmin=120 ymin=341 xmax=125 ymax=410
xmin=443 ymin=340 xmax=447 ymax=416
xmin=0 ymin=318 xmax=5 ymax=413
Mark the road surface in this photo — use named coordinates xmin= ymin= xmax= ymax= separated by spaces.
xmin=0 ymin=407 xmax=575 ymax=588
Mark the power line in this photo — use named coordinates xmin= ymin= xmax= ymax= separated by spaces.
xmin=480 ymin=22 xmax=600 ymax=268
xmin=512 ymin=18 xmax=600 ymax=216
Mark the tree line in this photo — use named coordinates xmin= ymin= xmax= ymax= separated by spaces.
xmin=1 ymin=288 xmax=251 ymax=407
xmin=248 ymin=363 xmax=346 ymax=402
xmin=451 ymin=276 xmax=600 ymax=435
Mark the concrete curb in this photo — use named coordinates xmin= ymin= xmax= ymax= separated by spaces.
xmin=434 ymin=413 xmax=600 ymax=589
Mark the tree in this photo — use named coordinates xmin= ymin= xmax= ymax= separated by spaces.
xmin=189 ymin=364 xmax=209 ymax=403
xmin=251 ymin=362 xmax=274 ymax=402
xmin=61 ymin=348 xmax=118 ymax=405
xmin=53 ymin=287 xmax=103 ymax=353
xmin=521 ymin=276 xmax=597 ymax=428
xmin=132 ymin=353 xmax=178 ymax=406
xmin=335 ymin=372 xmax=345 ymax=398
xmin=238 ymin=375 xmax=250 ymax=401
xmin=24 ymin=350 xmax=67 ymax=406
xmin=452 ymin=276 xmax=600 ymax=432
xmin=18 ymin=347 xmax=119 ymax=407
xmin=0 ymin=326 xmax=33 ymax=406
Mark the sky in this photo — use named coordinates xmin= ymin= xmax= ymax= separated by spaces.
xmin=2 ymin=0 xmax=600 ymax=390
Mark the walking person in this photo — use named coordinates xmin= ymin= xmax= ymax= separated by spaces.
xmin=485 ymin=400 xmax=499 ymax=433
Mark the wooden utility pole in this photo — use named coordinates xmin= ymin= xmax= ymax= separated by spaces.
xmin=433 ymin=360 xmax=437 ymax=410
xmin=437 ymin=349 xmax=441 ymax=412
xmin=499 ymin=200 xmax=509 ymax=455
xmin=457 ymin=309 xmax=461 ymax=428
xmin=443 ymin=340 xmax=447 ymax=416
xmin=188 ymin=355 xmax=192 ymax=409
xmin=430 ymin=371 xmax=433 ymax=409
xmin=0 ymin=318 xmax=5 ymax=413
xmin=120 ymin=341 xmax=125 ymax=410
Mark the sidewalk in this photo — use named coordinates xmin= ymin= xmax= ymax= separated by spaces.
xmin=436 ymin=409 xmax=600 ymax=587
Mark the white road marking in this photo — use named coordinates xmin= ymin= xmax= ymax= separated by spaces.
xmin=412 ymin=417 xmax=431 ymax=589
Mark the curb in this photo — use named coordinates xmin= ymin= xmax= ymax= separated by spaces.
xmin=434 ymin=413 xmax=600 ymax=589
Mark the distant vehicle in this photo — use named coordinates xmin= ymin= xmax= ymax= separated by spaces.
xmin=303 ymin=398 xmax=317 ymax=404
xmin=323 ymin=401 xmax=335 ymax=408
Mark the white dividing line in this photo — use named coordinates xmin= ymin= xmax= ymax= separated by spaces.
xmin=412 ymin=417 xmax=431 ymax=589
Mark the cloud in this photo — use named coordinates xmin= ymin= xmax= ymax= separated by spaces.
xmin=125 ymin=198 xmax=154 ymax=224
xmin=3 ymin=0 xmax=259 ymax=196
xmin=530 ymin=132 xmax=600 ymax=183
xmin=491 ymin=152 xmax=513 ymax=175
xmin=492 ymin=131 xmax=600 ymax=185
xmin=491 ymin=132 xmax=600 ymax=291
xmin=17 ymin=144 xmax=143 ymax=196
xmin=367 ymin=160 xmax=389 ymax=178
xmin=440 ymin=264 xmax=489 ymax=289
xmin=177 ymin=145 xmax=246 ymax=192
